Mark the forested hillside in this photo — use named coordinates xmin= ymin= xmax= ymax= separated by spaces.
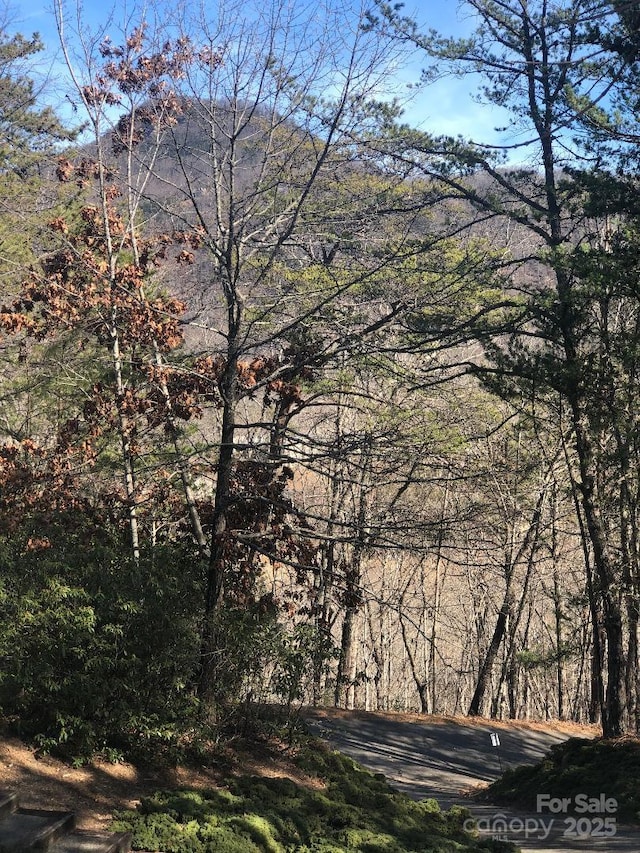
xmin=1 ymin=0 xmax=640 ymax=759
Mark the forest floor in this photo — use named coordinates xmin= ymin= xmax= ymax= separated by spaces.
xmin=0 ymin=709 xmax=596 ymax=831
xmin=0 ymin=730 xmax=317 ymax=831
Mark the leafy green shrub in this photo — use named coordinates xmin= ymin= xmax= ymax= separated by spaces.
xmin=0 ymin=520 xmax=203 ymax=759
xmin=0 ymin=505 xmax=339 ymax=758
xmin=207 ymin=607 xmax=336 ymax=718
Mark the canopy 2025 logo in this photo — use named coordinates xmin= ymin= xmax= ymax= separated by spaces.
xmin=464 ymin=794 xmax=618 ymax=841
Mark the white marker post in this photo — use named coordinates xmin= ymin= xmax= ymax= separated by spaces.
xmin=490 ymin=731 xmax=503 ymax=773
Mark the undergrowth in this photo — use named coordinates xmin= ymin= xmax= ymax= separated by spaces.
xmin=112 ymin=740 xmax=516 ymax=852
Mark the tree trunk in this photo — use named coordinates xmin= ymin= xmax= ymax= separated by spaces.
xmin=197 ymin=353 xmax=238 ymax=704
xmin=335 ymin=591 xmax=358 ymax=709
xmin=570 ymin=403 xmax=627 ymax=736
xmin=469 ymin=594 xmax=512 ymax=717
xmin=399 ymin=587 xmax=429 ymax=714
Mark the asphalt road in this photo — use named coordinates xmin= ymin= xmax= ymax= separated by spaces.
xmin=304 ymin=709 xmax=639 ymax=852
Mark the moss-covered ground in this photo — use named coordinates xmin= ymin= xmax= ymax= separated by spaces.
xmin=112 ymin=739 xmax=516 ymax=852
xmin=482 ymin=736 xmax=640 ymax=825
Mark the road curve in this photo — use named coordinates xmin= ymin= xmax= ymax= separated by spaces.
xmin=303 ymin=708 xmax=639 ymax=852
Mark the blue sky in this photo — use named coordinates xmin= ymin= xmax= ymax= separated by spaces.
xmin=12 ymin=0 xmax=508 ymax=145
